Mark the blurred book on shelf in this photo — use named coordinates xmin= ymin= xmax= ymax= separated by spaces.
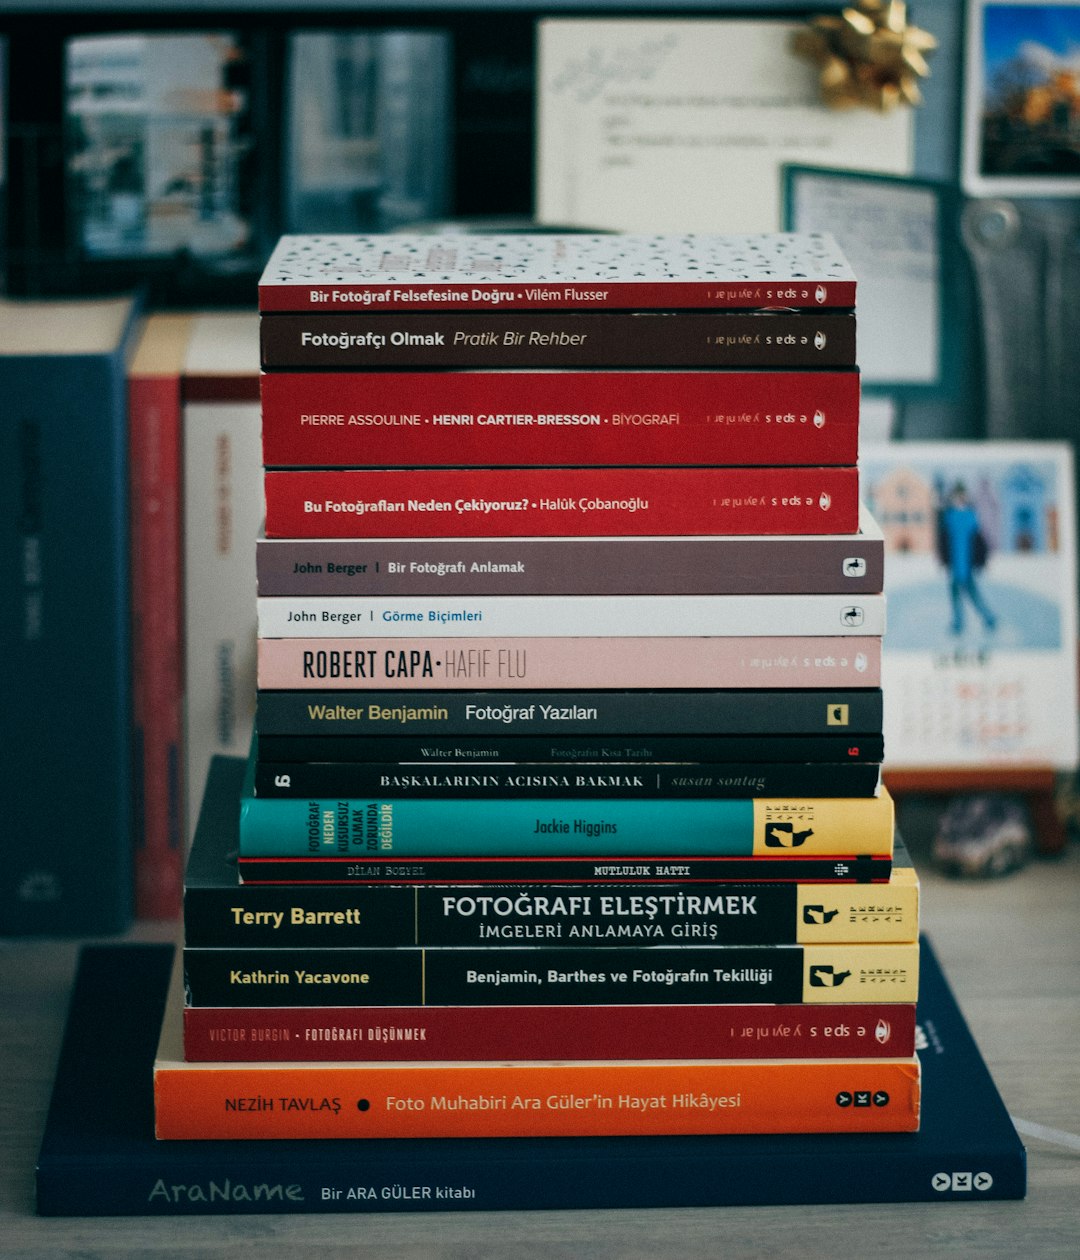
xmin=65 ymin=33 xmax=254 ymax=265
xmin=284 ymin=29 xmax=451 ymax=235
xmin=1 ymin=294 xmax=141 ymax=936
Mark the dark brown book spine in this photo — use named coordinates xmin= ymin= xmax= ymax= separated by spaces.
xmin=260 ymin=311 xmax=857 ymax=370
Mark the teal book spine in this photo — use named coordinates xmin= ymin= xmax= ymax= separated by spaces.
xmin=241 ymin=793 xmax=755 ymax=856
xmin=0 ymin=297 xmax=141 ymax=936
xmin=238 ymin=789 xmax=894 ymax=859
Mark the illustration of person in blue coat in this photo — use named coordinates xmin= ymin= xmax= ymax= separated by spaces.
xmin=937 ymin=481 xmax=996 ymax=635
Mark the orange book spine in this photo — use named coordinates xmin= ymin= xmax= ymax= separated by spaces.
xmin=154 ymin=1056 xmax=920 ymax=1140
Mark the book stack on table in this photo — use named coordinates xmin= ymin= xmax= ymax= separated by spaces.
xmin=158 ymin=231 xmax=927 ymax=1146
xmin=169 ymin=232 xmax=911 ymax=1127
xmin=33 ymin=233 xmax=1029 ymax=1214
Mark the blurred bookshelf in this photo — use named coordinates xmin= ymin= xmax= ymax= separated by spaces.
xmin=0 ymin=0 xmax=963 ymax=305
xmin=1 ymin=6 xmax=543 ymax=303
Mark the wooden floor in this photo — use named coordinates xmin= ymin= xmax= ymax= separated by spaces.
xmin=3 ymin=830 xmax=1079 ymax=1259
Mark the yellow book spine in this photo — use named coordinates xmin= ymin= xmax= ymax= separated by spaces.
xmin=796 ymin=865 xmax=919 ymax=942
xmin=751 ymin=788 xmax=894 ymax=855
xmin=801 ymin=942 xmax=920 ymax=1003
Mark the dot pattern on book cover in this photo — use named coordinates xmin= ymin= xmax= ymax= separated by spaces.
xmin=259 ymin=233 xmax=857 ymax=288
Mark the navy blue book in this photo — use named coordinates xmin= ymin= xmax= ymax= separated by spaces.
xmin=35 ymin=935 xmax=1025 ymax=1215
xmin=0 ymin=296 xmax=142 ymax=936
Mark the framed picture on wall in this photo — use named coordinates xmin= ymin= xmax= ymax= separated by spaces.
xmin=861 ymin=440 xmax=1079 ymax=772
xmin=962 ymin=0 xmax=1080 ymax=196
xmin=783 ymin=165 xmax=950 ymax=390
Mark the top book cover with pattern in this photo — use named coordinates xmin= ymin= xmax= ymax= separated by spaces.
xmin=257 ymin=233 xmax=857 ymax=312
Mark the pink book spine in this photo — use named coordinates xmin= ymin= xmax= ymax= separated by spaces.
xmin=256 ymin=635 xmax=881 ymax=690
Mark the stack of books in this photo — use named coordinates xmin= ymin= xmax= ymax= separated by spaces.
xmin=32 ymin=233 xmax=1029 ymax=1214
xmin=159 ymin=231 xmax=926 ymax=1146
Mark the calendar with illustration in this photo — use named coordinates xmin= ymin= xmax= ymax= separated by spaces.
xmin=861 ymin=441 xmax=1078 ymax=771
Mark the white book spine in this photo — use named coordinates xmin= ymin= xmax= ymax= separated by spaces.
xmin=256 ymin=593 xmax=887 ymax=638
xmin=183 ymin=401 xmax=262 ymax=842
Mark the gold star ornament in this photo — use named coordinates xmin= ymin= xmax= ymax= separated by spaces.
xmin=792 ymin=0 xmax=937 ymax=111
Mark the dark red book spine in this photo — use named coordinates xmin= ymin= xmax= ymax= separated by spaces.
xmin=183 ymin=1001 xmax=915 ymax=1062
xmin=127 ymin=373 xmax=184 ymax=920
xmin=260 ymin=369 xmax=860 ymax=467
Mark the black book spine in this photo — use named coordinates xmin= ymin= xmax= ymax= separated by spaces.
xmin=183 ymin=944 xmax=813 ymax=1006
xmin=255 ymin=732 xmax=887 ymax=764
xmin=252 ymin=760 xmax=882 ymax=800
xmin=254 ymin=688 xmax=884 ymax=737
xmin=235 ymin=852 xmax=891 ymax=886
xmin=184 ymin=880 xmax=861 ymax=949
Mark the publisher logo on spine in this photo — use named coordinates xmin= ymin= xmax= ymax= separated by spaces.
xmin=802 ymin=904 xmax=840 ymax=925
xmin=932 ymin=1171 xmax=994 ymax=1193
xmin=764 ymin=822 xmax=814 ymax=848
xmin=809 ymin=965 xmax=852 ymax=988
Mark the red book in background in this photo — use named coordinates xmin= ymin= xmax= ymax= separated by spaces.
xmin=127 ymin=315 xmax=194 ymax=921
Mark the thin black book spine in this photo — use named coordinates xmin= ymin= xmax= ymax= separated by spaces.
xmin=254 ymin=733 xmax=887 ymax=763
xmin=235 ymin=853 xmax=891 ymax=885
xmin=252 ymin=760 xmax=882 ymax=799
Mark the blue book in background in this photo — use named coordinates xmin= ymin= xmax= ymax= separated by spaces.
xmin=35 ymin=935 xmax=1025 ymax=1215
xmin=0 ymin=296 xmax=141 ymax=936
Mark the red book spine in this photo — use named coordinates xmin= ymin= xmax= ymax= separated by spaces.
xmin=183 ymin=1001 xmax=916 ymax=1062
xmin=260 ymin=370 xmax=860 ymax=467
xmin=258 ymin=278 xmax=858 ymax=312
xmin=128 ymin=373 xmax=184 ymax=920
xmin=263 ymin=466 xmax=860 ymax=539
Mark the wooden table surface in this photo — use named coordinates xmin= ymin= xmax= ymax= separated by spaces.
xmin=3 ymin=835 xmax=1078 ymax=1259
